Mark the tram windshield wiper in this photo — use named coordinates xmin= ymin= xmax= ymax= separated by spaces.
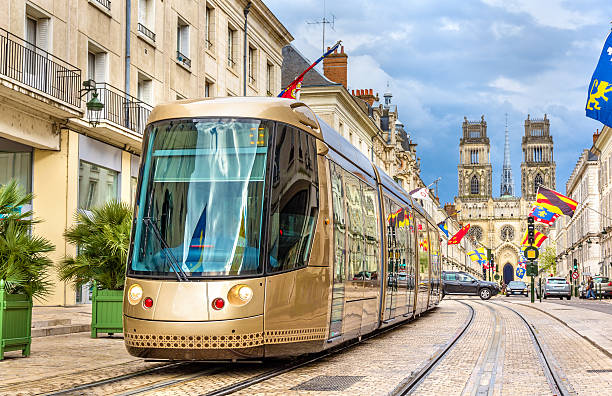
xmin=143 ymin=217 xmax=189 ymax=282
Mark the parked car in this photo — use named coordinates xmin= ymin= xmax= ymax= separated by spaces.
xmin=579 ymin=276 xmax=612 ymax=298
xmin=442 ymin=271 xmax=500 ymax=300
xmin=506 ymin=281 xmax=528 ymax=297
xmin=543 ymin=277 xmax=571 ymax=300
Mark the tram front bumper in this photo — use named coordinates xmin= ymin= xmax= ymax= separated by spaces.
xmin=123 ymin=314 xmax=264 ymax=360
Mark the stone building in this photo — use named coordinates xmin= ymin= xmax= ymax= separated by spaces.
xmin=454 ymin=115 xmax=556 ymax=283
xmin=0 ymin=0 xmax=292 ymax=305
xmin=552 ymin=147 xmax=600 ymax=280
xmin=280 ymin=44 xmax=421 ymax=192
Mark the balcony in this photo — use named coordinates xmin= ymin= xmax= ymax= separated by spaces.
xmin=86 ymin=83 xmax=152 ymax=137
xmin=0 ymin=27 xmax=81 ymax=108
xmin=137 ymin=23 xmax=156 ymax=42
xmin=176 ymin=51 xmax=191 ymax=68
xmin=92 ymin=0 xmax=111 ymax=10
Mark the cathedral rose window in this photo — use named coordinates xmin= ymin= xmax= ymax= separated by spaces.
xmin=469 ymin=225 xmax=483 ymax=241
xmin=500 ymin=225 xmax=514 ymax=242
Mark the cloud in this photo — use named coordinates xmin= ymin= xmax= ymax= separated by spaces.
xmin=489 ymin=77 xmax=526 ymax=93
xmin=490 ymin=22 xmax=523 ymax=39
xmin=440 ymin=17 xmax=461 ymax=32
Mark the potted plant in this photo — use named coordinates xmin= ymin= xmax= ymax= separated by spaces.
xmin=0 ymin=180 xmax=54 ymax=360
xmin=58 ymin=201 xmax=132 ymax=338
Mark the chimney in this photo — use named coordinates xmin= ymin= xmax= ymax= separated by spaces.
xmin=323 ymin=45 xmax=348 ymax=88
xmin=353 ymin=88 xmax=379 ymax=106
xmin=593 ymin=128 xmax=601 ymax=145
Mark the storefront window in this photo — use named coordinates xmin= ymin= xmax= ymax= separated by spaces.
xmin=0 ymin=152 xmax=32 ymax=193
xmin=130 ymin=177 xmax=138 ymax=206
xmin=78 ymin=160 xmax=119 ymax=210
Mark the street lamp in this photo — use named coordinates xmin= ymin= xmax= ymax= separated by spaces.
xmin=80 ymin=79 xmax=104 ymax=128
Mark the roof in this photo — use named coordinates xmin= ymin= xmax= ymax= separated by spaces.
xmin=281 ymin=45 xmax=338 ymax=89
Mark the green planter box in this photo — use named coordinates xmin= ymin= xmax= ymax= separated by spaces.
xmin=0 ymin=280 xmax=32 ymax=360
xmin=91 ymin=286 xmax=123 ymax=338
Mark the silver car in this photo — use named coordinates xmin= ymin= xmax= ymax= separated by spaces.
xmin=543 ymin=277 xmax=571 ymax=300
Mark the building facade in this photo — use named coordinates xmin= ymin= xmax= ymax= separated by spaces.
xmin=0 ymin=0 xmax=292 ymax=305
xmin=454 ymin=114 xmax=555 ymax=283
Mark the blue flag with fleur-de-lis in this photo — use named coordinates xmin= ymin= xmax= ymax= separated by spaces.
xmin=586 ymin=30 xmax=612 ymax=127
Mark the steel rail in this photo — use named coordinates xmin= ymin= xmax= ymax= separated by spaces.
xmin=493 ymin=302 xmax=569 ymax=396
xmin=390 ymin=300 xmax=476 ymax=395
xmin=40 ymin=361 xmax=190 ymax=396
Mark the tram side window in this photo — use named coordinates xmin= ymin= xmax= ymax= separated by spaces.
xmin=330 ymin=162 xmax=346 ymax=282
xmin=416 ymin=214 xmax=430 ymax=292
xmin=362 ymin=184 xmax=380 ymax=281
xmin=428 ymin=225 xmax=441 ymax=295
xmin=344 ymin=172 xmax=365 ymax=280
xmin=406 ymin=209 xmax=416 ymax=291
xmin=268 ymin=125 xmax=319 ymax=272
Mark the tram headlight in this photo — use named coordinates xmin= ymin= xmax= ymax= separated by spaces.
xmin=127 ymin=284 xmax=143 ymax=305
xmin=227 ymin=284 xmax=253 ymax=306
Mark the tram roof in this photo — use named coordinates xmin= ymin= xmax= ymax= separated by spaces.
xmin=147 ymin=97 xmax=323 ymax=139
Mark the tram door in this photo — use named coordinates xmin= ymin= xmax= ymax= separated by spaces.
xmin=415 ymin=214 xmax=430 ymax=313
xmin=328 ymin=162 xmax=346 ymax=339
xmin=383 ymin=196 xmax=398 ymax=321
xmin=428 ymin=225 xmax=441 ymax=306
xmin=394 ymin=204 xmax=408 ymax=316
xmin=405 ymin=210 xmax=416 ymax=316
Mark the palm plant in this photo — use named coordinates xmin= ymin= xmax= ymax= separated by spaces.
xmin=59 ymin=201 xmax=132 ymax=291
xmin=0 ymin=180 xmax=55 ymax=297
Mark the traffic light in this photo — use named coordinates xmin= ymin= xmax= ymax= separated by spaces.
xmin=573 ymin=259 xmax=578 ymax=271
xmin=490 ymin=256 xmax=495 ymax=271
xmin=527 ymin=216 xmax=535 ymax=245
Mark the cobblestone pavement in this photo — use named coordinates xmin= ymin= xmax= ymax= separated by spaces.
xmin=508 ymin=302 xmax=612 ymax=394
xmin=2 ymin=298 xmax=611 ymax=395
xmin=545 ymin=298 xmax=612 ymax=315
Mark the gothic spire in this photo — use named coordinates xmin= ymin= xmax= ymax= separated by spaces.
xmin=501 ymin=113 xmax=515 ymax=196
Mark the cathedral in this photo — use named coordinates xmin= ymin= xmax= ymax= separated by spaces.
xmin=453 ymin=115 xmax=555 ymax=284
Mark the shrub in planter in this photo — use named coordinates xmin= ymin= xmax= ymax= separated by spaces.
xmin=0 ymin=181 xmax=54 ymax=360
xmin=58 ymin=201 xmax=132 ymax=338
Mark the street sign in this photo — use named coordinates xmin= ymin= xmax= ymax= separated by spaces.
xmin=516 ymin=267 xmax=525 ymax=278
xmin=494 ymin=274 xmax=499 ymax=280
xmin=524 ymin=245 xmax=539 ymax=260
xmin=527 ymin=263 xmax=539 ymax=277
xmin=572 ymin=271 xmax=579 ymax=280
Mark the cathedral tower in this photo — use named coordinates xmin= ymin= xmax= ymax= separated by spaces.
xmin=521 ymin=114 xmax=555 ymax=200
xmin=500 ymin=114 xmax=515 ymax=197
xmin=458 ymin=115 xmax=492 ymax=199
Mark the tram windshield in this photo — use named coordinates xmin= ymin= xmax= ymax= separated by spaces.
xmin=129 ymin=118 xmax=271 ymax=278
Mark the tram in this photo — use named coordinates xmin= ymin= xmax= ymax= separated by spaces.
xmin=123 ymin=97 xmax=442 ymax=360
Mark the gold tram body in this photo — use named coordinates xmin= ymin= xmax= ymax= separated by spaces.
xmin=123 ymin=97 xmax=441 ymax=361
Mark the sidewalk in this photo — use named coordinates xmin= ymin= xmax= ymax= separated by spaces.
xmin=30 ymin=304 xmax=92 ymax=337
xmin=512 ymin=299 xmax=612 ymax=357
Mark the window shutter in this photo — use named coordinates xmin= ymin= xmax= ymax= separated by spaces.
xmin=37 ymin=18 xmax=49 ymax=51
xmin=141 ymin=80 xmax=152 ymax=104
xmin=180 ymin=26 xmax=189 ymax=56
xmin=139 ymin=0 xmax=146 ymax=24
xmin=26 ymin=18 xmax=37 ymax=46
xmin=94 ymin=52 xmax=106 ymax=83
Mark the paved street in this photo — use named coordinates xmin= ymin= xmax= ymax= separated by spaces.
xmin=1 ymin=297 xmax=611 ymax=395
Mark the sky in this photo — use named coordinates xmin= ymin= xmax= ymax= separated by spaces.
xmin=265 ymin=0 xmax=612 ymax=204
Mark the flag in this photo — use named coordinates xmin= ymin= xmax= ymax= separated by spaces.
xmin=409 ymin=187 xmax=430 ymax=201
xmin=479 ymin=259 xmax=489 ymax=269
xmin=536 ymin=186 xmax=578 ymax=218
xmin=586 ymin=30 xmax=612 ymax=127
xmin=438 ymin=221 xmax=449 ymax=238
xmin=278 ymin=41 xmax=342 ymax=99
xmin=468 ymin=247 xmax=486 ymax=262
xmin=529 ymin=204 xmax=560 ymax=225
xmin=419 ymin=238 xmax=429 ymax=251
xmin=521 ymin=228 xmax=547 ymax=247
xmin=448 ymin=224 xmax=470 ymax=245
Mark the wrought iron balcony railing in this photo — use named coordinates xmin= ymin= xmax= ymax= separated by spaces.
xmin=176 ymin=51 xmax=191 ymax=68
xmin=0 ymin=27 xmax=81 ymax=107
xmin=137 ymin=23 xmax=156 ymax=42
xmin=92 ymin=0 xmax=111 ymax=10
xmin=87 ymin=83 xmax=152 ymax=136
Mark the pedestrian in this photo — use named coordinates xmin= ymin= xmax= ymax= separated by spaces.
xmin=586 ymin=276 xmax=596 ymax=300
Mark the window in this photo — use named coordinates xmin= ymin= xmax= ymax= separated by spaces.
xmin=87 ymin=44 xmax=107 ymax=83
xmin=78 ymin=160 xmax=118 ymax=211
xmin=130 ymin=177 xmax=138 ymax=206
xmin=205 ymin=6 xmax=215 ymax=51
xmin=24 ymin=8 xmax=50 ymax=88
xmin=248 ymin=46 xmax=256 ymax=85
xmin=138 ymin=0 xmax=155 ymax=41
xmin=268 ymin=125 xmax=319 ymax=272
xmin=470 ymin=175 xmax=479 ymax=195
xmin=534 ymin=173 xmax=543 ymax=193
xmin=266 ymin=62 xmax=274 ymax=95
xmin=205 ymin=80 xmax=213 ymax=97
xmin=0 ymin=139 xmax=32 ymax=194
xmin=329 ymin=162 xmax=346 ymax=337
xmin=470 ymin=149 xmax=479 ymax=164
xmin=137 ymin=73 xmax=152 ymax=104
xmin=177 ymin=17 xmax=190 ymax=67
xmin=227 ymin=26 xmax=236 ymax=68
xmin=469 ymin=131 xmax=480 ymax=138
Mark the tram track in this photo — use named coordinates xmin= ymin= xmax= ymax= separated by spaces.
xmin=493 ymin=302 xmax=569 ymax=396
xmin=390 ymin=300 xmax=476 ymax=395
